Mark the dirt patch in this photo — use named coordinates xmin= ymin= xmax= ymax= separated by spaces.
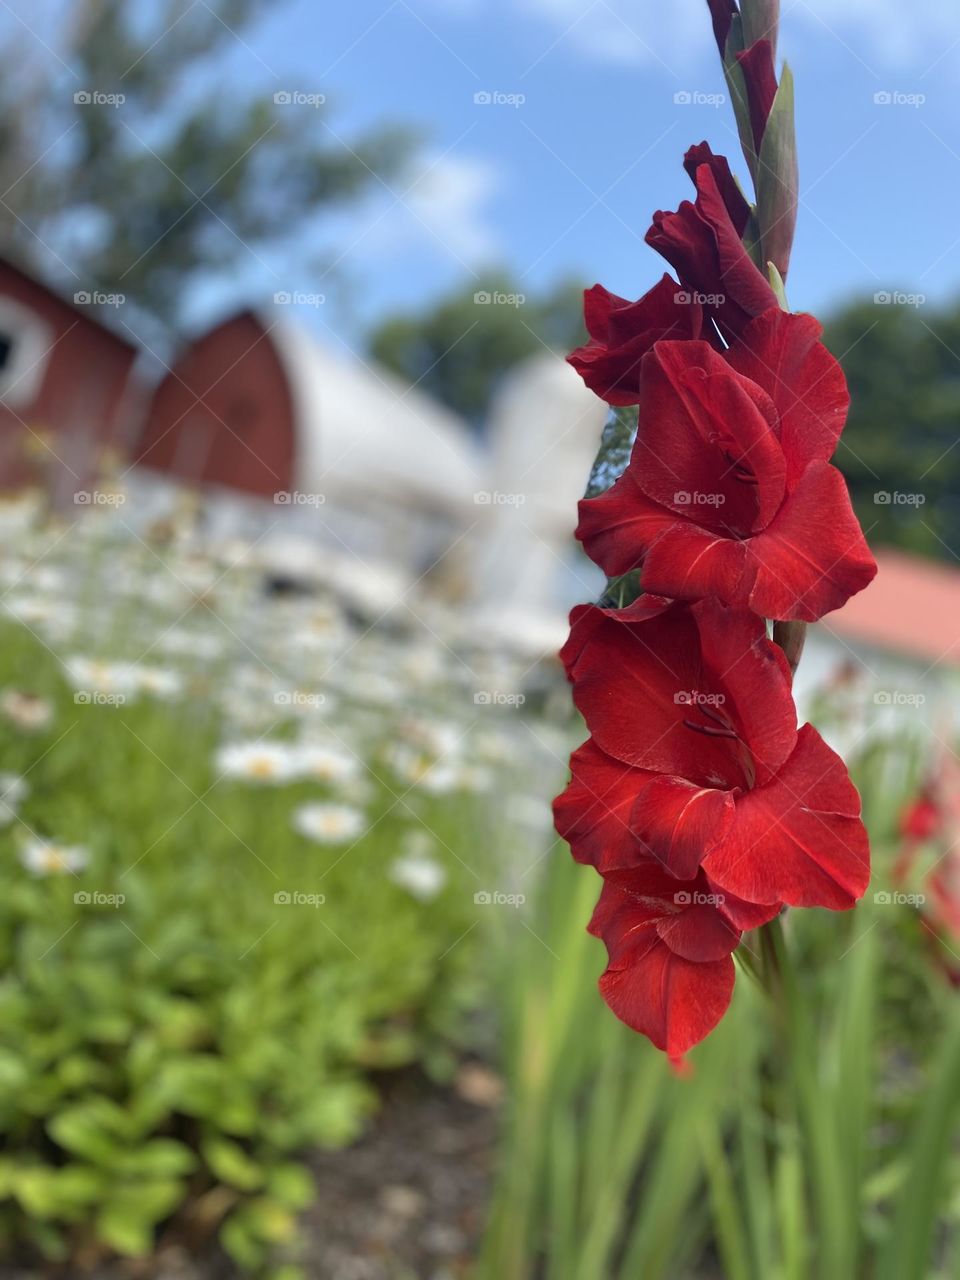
xmin=0 ymin=1065 xmax=501 ymax=1280
xmin=300 ymin=1064 xmax=500 ymax=1279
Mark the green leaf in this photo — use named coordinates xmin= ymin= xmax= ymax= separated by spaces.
xmin=755 ymin=63 xmax=799 ymax=281
xmin=267 ymin=1162 xmax=315 ymax=1211
xmin=876 ymin=1013 xmax=960 ymax=1280
xmin=47 ymin=1099 xmax=130 ymax=1164
xmin=584 ymin=407 xmax=636 ymax=499
xmin=96 ymin=1180 xmax=185 ymax=1257
xmin=202 ymin=1136 xmax=265 ymax=1191
xmin=115 ymin=1139 xmax=198 ymax=1179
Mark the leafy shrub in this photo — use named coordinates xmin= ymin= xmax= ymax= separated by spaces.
xmin=0 ymin=620 xmax=490 ymax=1274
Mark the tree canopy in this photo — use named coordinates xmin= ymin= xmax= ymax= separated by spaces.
xmin=0 ymin=0 xmax=409 ymax=346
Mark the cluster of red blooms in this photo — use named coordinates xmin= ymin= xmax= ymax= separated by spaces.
xmin=553 ymin=0 xmax=877 ymax=1062
xmin=896 ymin=762 xmax=960 ymax=987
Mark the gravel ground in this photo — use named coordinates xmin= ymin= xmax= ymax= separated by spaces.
xmin=0 ymin=1065 xmax=502 ymax=1280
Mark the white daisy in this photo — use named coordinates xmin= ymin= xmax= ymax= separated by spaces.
xmin=292 ymin=744 xmax=359 ymax=784
xmin=0 ymin=689 xmax=54 ymax=732
xmin=215 ymin=741 xmax=299 ymax=784
xmin=20 ymin=838 xmax=88 ymax=876
xmin=0 ymin=773 xmax=28 ymax=826
xmin=292 ymin=803 xmax=366 ymax=844
xmin=389 ymin=851 xmax=447 ymax=902
xmin=63 ymin=656 xmax=139 ymax=698
xmin=133 ymin=665 xmax=183 ymax=699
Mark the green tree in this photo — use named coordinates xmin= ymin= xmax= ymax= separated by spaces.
xmin=824 ymin=299 xmax=960 ymax=562
xmin=0 ymin=0 xmax=410 ymax=343
xmin=369 ymin=275 xmax=586 ymax=428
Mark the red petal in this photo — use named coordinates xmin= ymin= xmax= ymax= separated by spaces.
xmin=713 ymin=886 xmax=783 ymax=932
xmin=570 ymin=276 xmax=705 ymax=406
xmin=640 ymin=521 xmax=748 ymax=605
xmin=703 ymin=724 xmax=871 ymax=909
xmin=637 ymin=341 xmax=785 ymax=532
xmin=588 ymin=865 xmax=741 ymax=1054
xmin=694 ymin=164 xmax=779 ymax=320
xmin=559 ymin=596 xmax=674 ymax=682
xmin=631 ymin=774 xmax=736 ymax=880
xmin=564 ymin=606 xmax=747 ymax=788
xmin=724 ymin=310 xmax=849 ymax=482
xmin=693 ymin=598 xmax=797 ymax=784
xmin=684 ymin=143 xmax=750 ymax=235
xmin=576 ymin=472 xmax=677 ymax=578
xmin=646 ymin=166 xmax=777 ymax=340
xmin=736 ymin=39 xmax=778 ymax=152
xmin=656 ymin=901 xmax=741 ymax=962
xmin=706 ymin=0 xmax=737 ymax=55
xmin=553 ymin=738 xmax=657 ymax=873
xmin=744 ymin=461 xmax=878 ymax=621
xmin=599 ymin=945 xmax=735 ymax=1058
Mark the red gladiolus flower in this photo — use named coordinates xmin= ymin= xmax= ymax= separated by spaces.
xmin=567 ymin=274 xmax=714 ymax=406
xmin=706 ymin=0 xmax=737 ymax=56
xmin=575 ymin=308 xmax=877 ymax=622
xmin=683 ymin=142 xmax=751 ymax=236
xmin=736 ymin=40 xmax=778 ymax=153
xmin=646 ymin=162 xmax=777 ymax=340
xmin=587 ymin=862 xmax=741 ymax=1059
xmin=556 ymin=598 xmax=871 ymax=910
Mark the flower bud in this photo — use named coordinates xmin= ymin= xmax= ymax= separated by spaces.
xmin=739 ymin=0 xmax=779 ymax=58
xmin=755 ymin=64 xmax=799 ymax=280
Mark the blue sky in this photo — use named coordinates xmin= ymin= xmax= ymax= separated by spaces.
xmin=236 ymin=0 xmax=960 ymax=339
xmin=11 ymin=0 xmax=960 ymax=342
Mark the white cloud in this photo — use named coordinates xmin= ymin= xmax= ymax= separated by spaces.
xmin=353 ymin=152 xmax=502 ymax=268
xmin=788 ymin=0 xmax=960 ymax=72
xmin=402 ymin=153 xmax=502 ymax=263
xmin=512 ymin=0 xmax=960 ymax=74
xmin=520 ymin=0 xmax=711 ymax=69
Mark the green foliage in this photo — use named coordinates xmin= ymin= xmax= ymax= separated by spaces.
xmin=480 ymin=724 xmax=960 ymax=1279
xmin=368 ymin=275 xmax=587 ymax=426
xmin=824 ymin=298 xmax=960 ymax=561
xmin=0 ymin=0 xmax=411 ymax=338
xmin=0 ymin=623 xmax=486 ymax=1273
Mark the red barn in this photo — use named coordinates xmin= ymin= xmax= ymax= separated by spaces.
xmin=0 ymin=255 xmax=139 ymax=499
xmin=134 ymin=308 xmax=486 ymax=566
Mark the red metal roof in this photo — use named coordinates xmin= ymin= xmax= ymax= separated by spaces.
xmin=821 ymin=548 xmax=960 ymax=667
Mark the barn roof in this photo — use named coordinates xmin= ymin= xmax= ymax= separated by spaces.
xmin=0 ymin=251 xmax=139 ymax=352
xmin=265 ymin=316 xmax=486 ymax=516
xmin=822 ymin=547 xmax=960 ymax=668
